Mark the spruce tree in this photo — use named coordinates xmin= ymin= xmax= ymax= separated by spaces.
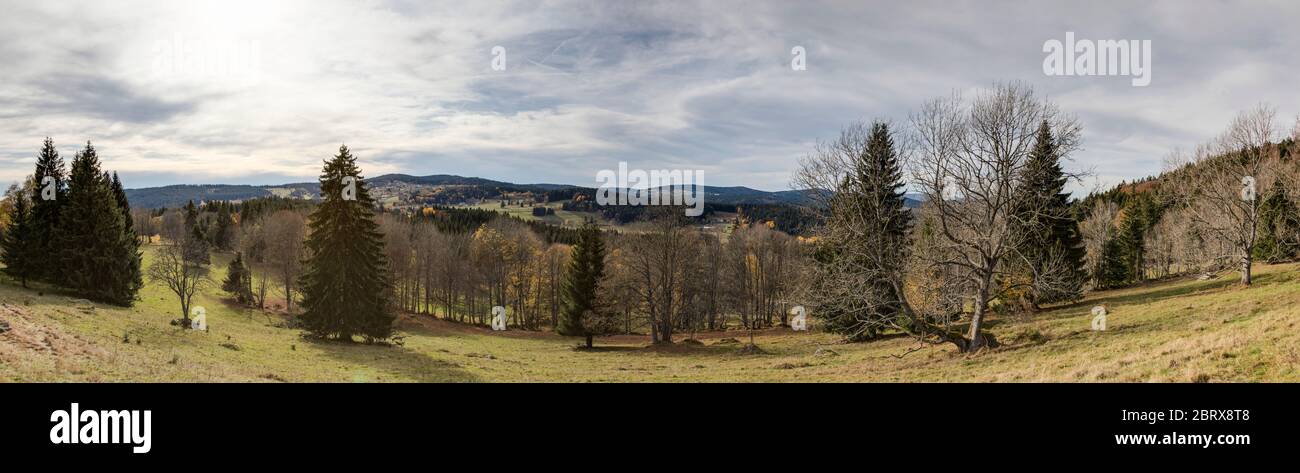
xmin=30 ymin=137 xmax=66 ymax=283
xmin=110 ymin=172 xmax=132 ymax=234
xmin=56 ymin=142 xmax=143 ymax=305
xmin=212 ymin=204 xmax=235 ymax=251
xmin=1254 ymin=180 xmax=1300 ymax=263
xmin=557 ymin=221 xmax=608 ymax=348
xmin=298 ymin=145 xmax=395 ymax=342
xmin=222 ymin=251 xmax=253 ymax=304
xmin=819 ymin=122 xmax=912 ymax=341
xmin=1115 ymin=208 xmax=1146 ymax=284
xmin=1096 ymin=236 xmax=1130 ymax=288
xmin=181 ymin=200 xmax=211 ymax=264
xmin=184 ymin=200 xmax=199 ymax=230
xmin=1012 ymin=121 xmax=1087 ymax=306
xmin=2 ymin=187 xmax=37 ymax=287
xmin=108 ymin=171 xmax=144 ymax=280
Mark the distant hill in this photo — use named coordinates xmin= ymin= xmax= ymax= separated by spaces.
xmin=366 ymin=174 xmax=509 ymax=187
xmin=124 ymin=173 xmax=828 ymax=209
xmin=123 ymin=183 xmax=319 ymax=208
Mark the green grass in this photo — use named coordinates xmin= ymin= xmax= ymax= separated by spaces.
xmin=3 ymin=248 xmax=1300 ymax=382
xmin=461 ymin=200 xmax=597 ymax=228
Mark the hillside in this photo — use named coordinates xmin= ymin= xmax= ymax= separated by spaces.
xmin=123 ymin=173 xmax=841 ymax=209
xmin=3 ymin=247 xmax=1298 ymax=382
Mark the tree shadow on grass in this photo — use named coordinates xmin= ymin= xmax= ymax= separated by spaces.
xmin=305 ymin=337 xmax=479 ymax=382
xmin=636 ymin=342 xmax=763 ymax=358
xmin=1043 ymin=273 xmax=1277 ymax=320
xmin=573 ymin=345 xmax=642 ymax=353
xmin=392 ymin=318 xmax=469 ymax=340
xmin=387 ymin=313 xmax=514 ymax=342
xmin=1045 ymin=322 xmax=1157 ymax=347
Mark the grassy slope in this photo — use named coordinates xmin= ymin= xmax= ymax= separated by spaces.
xmin=2 ymin=248 xmax=1299 ymax=382
xmin=463 ymin=200 xmax=595 ymax=228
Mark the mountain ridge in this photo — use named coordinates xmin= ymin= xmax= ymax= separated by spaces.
xmin=123 ymin=173 xmax=826 ymax=209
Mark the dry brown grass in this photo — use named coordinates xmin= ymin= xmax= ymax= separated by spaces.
xmin=2 ymin=250 xmax=1298 ymax=382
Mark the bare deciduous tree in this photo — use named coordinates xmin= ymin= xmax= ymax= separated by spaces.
xmin=1185 ymin=104 xmax=1279 ymax=285
xmin=160 ymin=209 xmax=185 ymax=243
xmin=542 ymin=243 xmax=569 ymax=329
xmin=909 ymin=82 xmax=1081 ymax=351
xmin=1161 ymin=147 xmax=1189 ymax=173
xmin=625 ymin=208 xmax=695 ymax=344
xmin=1080 ymin=200 xmax=1119 ymax=285
xmin=148 ymin=232 xmax=210 ymax=327
xmin=264 ymin=210 xmax=307 ymax=312
xmin=131 ymin=208 xmax=157 ymax=244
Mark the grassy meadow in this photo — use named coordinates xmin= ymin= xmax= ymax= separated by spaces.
xmin=462 ymin=199 xmax=596 ymax=228
xmin=3 ymin=246 xmax=1300 ymax=382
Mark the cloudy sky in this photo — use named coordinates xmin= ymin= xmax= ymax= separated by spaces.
xmin=1 ymin=0 xmax=1297 ymax=193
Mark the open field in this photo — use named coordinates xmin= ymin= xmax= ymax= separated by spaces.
xmin=3 ymin=247 xmax=1299 ymax=382
xmin=461 ymin=199 xmax=597 ymax=228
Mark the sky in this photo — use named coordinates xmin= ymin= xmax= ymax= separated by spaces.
xmin=1 ymin=0 xmax=1298 ymax=194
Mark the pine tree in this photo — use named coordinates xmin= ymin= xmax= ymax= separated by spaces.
xmin=1092 ymin=234 xmax=1129 ymax=289
xmin=557 ymin=221 xmax=609 ymax=348
xmin=818 ymin=122 xmax=912 ymax=341
xmin=222 ymin=251 xmax=253 ymax=304
xmin=298 ymin=145 xmax=395 ymax=342
xmin=2 ymin=187 xmax=37 ymax=287
xmin=30 ymin=137 xmax=66 ymax=283
xmin=56 ymin=142 xmax=143 ymax=305
xmin=108 ymin=170 xmax=144 ymax=282
xmin=184 ymin=200 xmax=199 ymax=230
xmin=182 ymin=200 xmax=211 ymax=264
xmin=1254 ymin=180 xmax=1300 ymax=263
xmin=1012 ymin=121 xmax=1087 ymax=306
xmin=212 ymin=204 xmax=235 ymax=251
xmin=1115 ymin=207 xmax=1146 ymax=284
xmin=110 ymin=172 xmax=133 ymax=233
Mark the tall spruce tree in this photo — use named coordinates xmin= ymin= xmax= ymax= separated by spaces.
xmin=1012 ymin=121 xmax=1087 ymax=306
xmin=110 ymin=172 xmax=132 ymax=233
xmin=1254 ymin=180 xmax=1300 ymax=263
xmin=212 ymin=204 xmax=235 ymax=250
xmin=184 ymin=200 xmax=199 ymax=230
xmin=1115 ymin=207 xmax=1146 ymax=284
xmin=56 ymin=142 xmax=143 ymax=305
xmin=1096 ymin=235 xmax=1130 ymax=288
xmin=2 ymin=187 xmax=37 ymax=287
xmin=182 ymin=200 xmax=211 ymax=264
xmin=222 ymin=251 xmax=253 ymax=304
xmin=298 ymin=145 xmax=395 ymax=342
xmin=30 ymin=137 xmax=66 ymax=283
xmin=108 ymin=171 xmax=144 ymax=281
xmin=557 ymin=221 xmax=608 ymax=348
xmin=819 ymin=122 xmax=912 ymax=341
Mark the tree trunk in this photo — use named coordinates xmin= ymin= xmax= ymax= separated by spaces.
xmin=966 ymin=272 xmax=993 ymax=352
xmin=1241 ymin=253 xmax=1252 ymax=285
xmin=966 ymin=307 xmax=985 ymax=352
xmin=1019 ymin=294 xmax=1039 ymax=315
xmin=585 ymin=334 xmax=593 ymax=348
